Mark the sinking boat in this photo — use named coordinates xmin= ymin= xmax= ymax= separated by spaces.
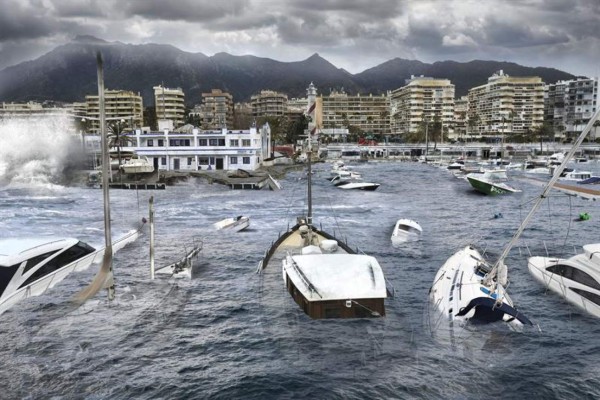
xmin=213 ymin=216 xmax=250 ymax=232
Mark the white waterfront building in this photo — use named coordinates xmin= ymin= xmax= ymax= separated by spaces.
xmin=114 ymin=124 xmax=271 ymax=172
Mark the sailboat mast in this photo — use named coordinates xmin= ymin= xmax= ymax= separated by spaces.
xmin=488 ymin=107 xmax=600 ymax=281
xmin=97 ymin=52 xmax=115 ymax=300
xmin=307 ymin=145 xmax=312 ymax=225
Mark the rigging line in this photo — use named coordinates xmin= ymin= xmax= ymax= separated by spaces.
xmin=561 ymin=195 xmax=574 ymax=255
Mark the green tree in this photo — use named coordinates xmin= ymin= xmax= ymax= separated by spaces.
xmin=108 ymin=121 xmax=136 ymax=168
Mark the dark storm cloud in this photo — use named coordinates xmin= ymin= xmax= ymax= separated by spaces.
xmin=51 ymin=0 xmax=109 ymax=18
xmin=479 ymin=17 xmax=570 ymax=48
xmin=0 ymin=1 xmax=56 ymax=40
xmin=123 ymin=0 xmax=249 ymax=22
xmin=288 ymin=0 xmax=405 ymax=19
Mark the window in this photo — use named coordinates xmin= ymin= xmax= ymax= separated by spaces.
xmin=19 ymin=242 xmax=95 ymax=289
xmin=158 ymin=139 xmax=164 ymax=146
xmin=570 ymin=288 xmax=600 ymax=306
xmin=230 ymin=156 xmax=238 ymax=164
xmin=161 ymin=157 xmax=166 ymax=166
xmin=198 ymin=157 xmax=209 ymax=165
xmin=218 ymin=139 xmax=225 ymax=146
xmin=209 ymin=139 xmax=219 ymax=146
xmin=23 ymin=251 xmax=59 ymax=274
xmin=147 ymin=139 xmax=154 ymax=147
xmin=169 ymin=139 xmax=179 ymax=146
xmin=243 ymin=157 xmax=250 ymax=164
xmin=187 ymin=157 xmax=193 ymax=166
xmin=547 ymin=264 xmax=600 ymax=290
xmin=242 ymin=139 xmax=251 ymax=147
xmin=198 ymin=138 xmax=207 ymax=146
xmin=230 ymin=139 xmax=239 ymax=147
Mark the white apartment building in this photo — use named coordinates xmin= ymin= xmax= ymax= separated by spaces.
xmin=320 ymin=90 xmax=391 ymax=136
xmin=390 ymin=76 xmax=455 ymax=139
xmin=468 ymin=70 xmax=544 ymax=140
xmin=85 ymin=90 xmax=144 ymax=134
xmin=120 ymin=124 xmax=271 ymax=172
xmin=154 ymin=85 xmax=185 ymax=128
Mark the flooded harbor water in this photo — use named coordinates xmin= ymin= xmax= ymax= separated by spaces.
xmin=1 ymin=159 xmax=600 ymax=399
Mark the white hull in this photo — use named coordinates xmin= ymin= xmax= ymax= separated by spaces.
xmin=430 ymin=246 xmax=530 ymax=331
xmin=391 ymin=219 xmax=422 ymax=244
xmin=528 ymin=245 xmax=600 ymax=318
xmin=213 ymin=216 xmax=250 ymax=232
xmin=0 ymin=229 xmax=140 ymax=315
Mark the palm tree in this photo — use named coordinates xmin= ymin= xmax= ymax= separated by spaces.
xmin=108 ymin=120 xmax=136 ymax=169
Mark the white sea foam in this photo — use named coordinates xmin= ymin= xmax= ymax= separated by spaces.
xmin=0 ymin=115 xmax=80 ymax=189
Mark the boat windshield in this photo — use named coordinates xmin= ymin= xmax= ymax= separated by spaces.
xmin=398 ymin=224 xmax=420 ymax=234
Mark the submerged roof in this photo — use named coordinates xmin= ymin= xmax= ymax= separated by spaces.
xmin=287 ymin=253 xmax=387 ymax=301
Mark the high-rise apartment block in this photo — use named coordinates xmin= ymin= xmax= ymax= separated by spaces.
xmin=85 ymin=90 xmax=143 ymax=134
xmin=545 ymin=77 xmax=598 ymax=140
xmin=198 ymin=89 xmax=234 ymax=130
xmin=154 ymin=85 xmax=185 ymax=128
xmin=251 ymin=90 xmax=288 ymax=118
xmin=390 ymin=76 xmax=455 ymax=138
xmin=468 ymin=70 xmax=544 ymax=139
xmin=320 ymin=90 xmax=390 ymax=135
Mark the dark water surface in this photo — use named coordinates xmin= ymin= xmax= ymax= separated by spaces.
xmin=1 ymin=161 xmax=599 ymax=399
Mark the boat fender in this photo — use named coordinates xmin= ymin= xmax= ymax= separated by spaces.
xmin=320 ymin=239 xmax=338 ymax=253
xmin=579 ymin=212 xmax=590 ymax=221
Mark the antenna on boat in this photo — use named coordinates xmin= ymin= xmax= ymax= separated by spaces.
xmin=74 ymin=52 xmax=115 ymax=304
xmin=485 ymin=106 xmax=600 ymax=293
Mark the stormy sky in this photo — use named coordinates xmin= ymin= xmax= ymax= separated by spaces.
xmin=0 ymin=0 xmax=598 ymax=77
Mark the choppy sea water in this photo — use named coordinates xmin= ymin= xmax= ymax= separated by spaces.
xmin=1 ymin=160 xmax=599 ymax=400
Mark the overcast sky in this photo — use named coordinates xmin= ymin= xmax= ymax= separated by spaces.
xmin=0 ymin=0 xmax=598 ymax=77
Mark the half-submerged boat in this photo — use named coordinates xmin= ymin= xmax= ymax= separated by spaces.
xmin=213 ymin=216 xmax=250 ymax=232
xmin=257 ymin=95 xmax=389 ymax=319
xmin=391 ymin=219 xmax=422 ymax=245
xmin=0 ymin=231 xmax=140 ymax=315
xmin=466 ymin=169 xmax=520 ymax=195
xmin=529 ymin=244 xmax=600 ymax=318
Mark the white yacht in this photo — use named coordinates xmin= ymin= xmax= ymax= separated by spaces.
xmin=0 ymin=231 xmax=139 ymax=315
xmin=330 ymin=175 xmax=380 ymax=191
xmin=213 ymin=216 xmax=250 ymax=232
xmin=528 ymin=244 xmax=600 ymax=318
xmin=391 ymin=219 xmax=422 ymax=245
xmin=119 ymin=155 xmax=154 ymax=174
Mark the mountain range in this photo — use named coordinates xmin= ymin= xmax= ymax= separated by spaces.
xmin=0 ymin=36 xmax=576 ymax=107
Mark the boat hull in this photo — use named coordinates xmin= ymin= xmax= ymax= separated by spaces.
xmin=467 ymin=176 xmax=514 ymax=195
xmin=528 ymin=256 xmax=600 ymax=318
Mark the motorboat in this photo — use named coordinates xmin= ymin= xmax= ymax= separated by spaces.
xmin=466 ymin=169 xmax=520 ymax=195
xmin=330 ymin=175 xmax=380 ymax=191
xmin=329 ymin=169 xmax=362 ymax=179
xmin=430 ymin=245 xmax=532 ymax=329
xmin=119 ymin=155 xmax=154 ymax=174
xmin=213 ymin=216 xmax=250 ymax=232
xmin=446 ymin=160 xmax=465 ymax=170
xmin=528 ymin=244 xmax=600 ymax=318
xmin=560 ymin=170 xmax=594 ymax=183
xmin=256 ymin=112 xmax=390 ymax=319
xmin=0 ymin=230 xmax=140 ymax=315
xmin=391 ymin=219 xmax=422 ymax=244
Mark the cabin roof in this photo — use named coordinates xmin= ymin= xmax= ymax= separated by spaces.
xmin=287 ymin=254 xmax=387 ymax=301
xmin=0 ymin=238 xmax=76 ymax=266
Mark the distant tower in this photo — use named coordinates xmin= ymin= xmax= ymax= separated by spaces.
xmin=306 ymin=82 xmax=318 ymax=137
